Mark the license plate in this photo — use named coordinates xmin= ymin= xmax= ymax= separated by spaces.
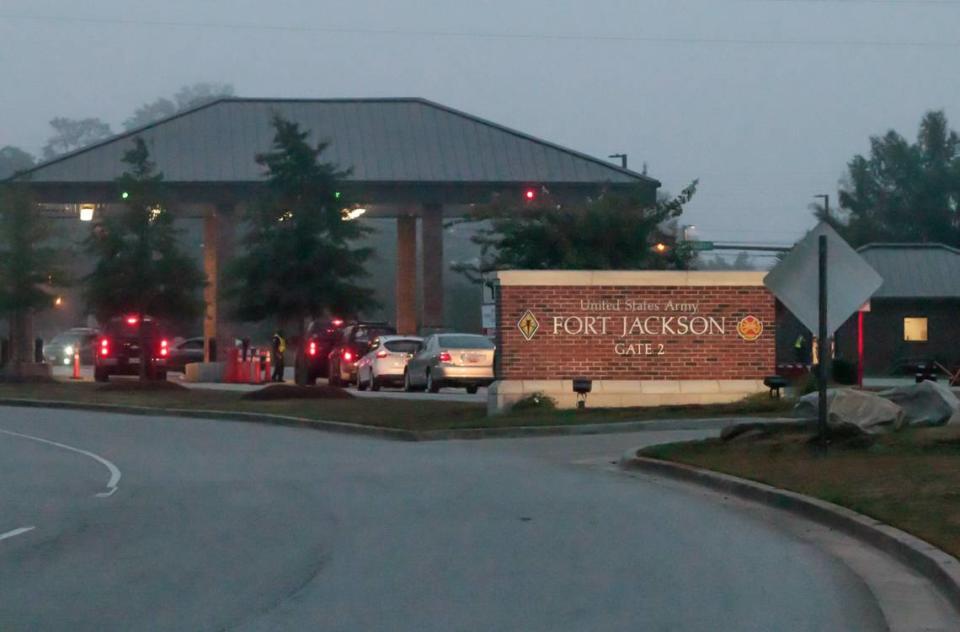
xmin=128 ymin=357 xmax=140 ymax=364
xmin=464 ymin=353 xmax=482 ymax=364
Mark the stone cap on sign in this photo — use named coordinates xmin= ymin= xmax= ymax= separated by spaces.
xmin=494 ymin=270 xmax=767 ymax=287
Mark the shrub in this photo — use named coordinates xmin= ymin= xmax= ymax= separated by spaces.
xmin=510 ymin=392 xmax=557 ymax=412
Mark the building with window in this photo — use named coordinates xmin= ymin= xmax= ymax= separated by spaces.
xmin=777 ymin=243 xmax=960 ymax=376
xmin=836 ymin=243 xmax=960 ymax=376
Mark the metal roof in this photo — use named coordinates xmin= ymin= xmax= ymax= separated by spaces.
xmin=857 ymin=243 xmax=960 ymax=299
xmin=18 ymin=98 xmax=657 ymax=187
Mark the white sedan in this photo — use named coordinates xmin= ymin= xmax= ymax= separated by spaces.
xmin=355 ymin=335 xmax=423 ymax=391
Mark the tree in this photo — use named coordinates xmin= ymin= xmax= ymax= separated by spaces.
xmin=697 ymin=251 xmax=755 ymax=270
xmin=84 ymin=138 xmax=205 ymax=380
xmin=173 ymin=82 xmax=234 ymax=110
xmin=224 ymin=115 xmax=375 ymax=362
xmin=123 ymin=98 xmax=177 ymax=131
xmin=0 ymin=184 xmax=62 ymax=376
xmin=452 ymin=182 xmax=699 ymax=284
xmin=824 ymin=110 xmax=960 ymax=248
xmin=42 ymin=117 xmax=113 ymax=159
xmin=0 ymin=146 xmax=35 ymax=179
xmin=123 ymin=82 xmax=235 ymax=130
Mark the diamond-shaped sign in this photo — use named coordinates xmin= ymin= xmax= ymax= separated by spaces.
xmin=517 ymin=310 xmax=539 ymax=341
xmin=764 ymin=222 xmax=882 ymax=335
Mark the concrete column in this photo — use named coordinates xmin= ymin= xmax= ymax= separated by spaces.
xmin=420 ymin=204 xmax=444 ymax=330
xmin=396 ymin=215 xmax=418 ymax=335
xmin=203 ymin=204 xmax=235 ymax=362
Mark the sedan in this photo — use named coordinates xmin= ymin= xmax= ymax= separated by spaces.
xmin=404 ymin=333 xmax=495 ymax=394
xmin=167 ymin=337 xmax=205 ymax=372
xmin=43 ymin=328 xmax=99 ymax=366
xmin=355 ymin=336 xmax=423 ymax=391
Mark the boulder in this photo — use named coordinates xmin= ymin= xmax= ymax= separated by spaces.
xmin=878 ymin=380 xmax=960 ymax=427
xmin=795 ymin=388 xmax=905 ymax=434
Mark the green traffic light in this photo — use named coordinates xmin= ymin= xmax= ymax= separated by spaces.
xmin=121 ymin=191 xmax=129 ymax=199
xmin=335 ymin=191 xmax=341 ymax=199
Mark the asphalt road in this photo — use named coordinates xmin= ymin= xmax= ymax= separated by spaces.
xmin=0 ymin=407 xmax=885 ymax=631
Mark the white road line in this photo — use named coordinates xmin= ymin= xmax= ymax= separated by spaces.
xmin=0 ymin=526 xmax=35 ymax=542
xmin=0 ymin=428 xmax=121 ymax=498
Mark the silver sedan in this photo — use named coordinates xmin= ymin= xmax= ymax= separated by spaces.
xmin=404 ymin=333 xmax=495 ymax=394
xmin=355 ymin=335 xmax=423 ymax=391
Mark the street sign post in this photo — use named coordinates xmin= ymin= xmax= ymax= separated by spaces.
xmin=764 ymin=223 xmax=883 ymax=440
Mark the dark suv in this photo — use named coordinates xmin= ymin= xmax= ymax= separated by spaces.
xmin=327 ymin=322 xmax=396 ymax=386
xmin=296 ymin=318 xmax=347 ymax=384
xmin=94 ymin=315 xmax=170 ymax=382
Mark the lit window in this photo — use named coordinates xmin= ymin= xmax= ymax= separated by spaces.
xmin=904 ymin=317 xmax=928 ymax=342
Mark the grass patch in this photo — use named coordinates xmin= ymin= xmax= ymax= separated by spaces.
xmin=0 ymin=381 xmax=792 ymax=432
xmin=640 ymin=426 xmax=960 ymax=558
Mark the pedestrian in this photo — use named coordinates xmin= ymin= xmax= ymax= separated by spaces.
xmin=271 ymin=330 xmax=286 ymax=382
xmin=793 ymin=334 xmax=807 ymax=364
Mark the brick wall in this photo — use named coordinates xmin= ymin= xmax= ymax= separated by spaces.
xmin=497 ymin=284 xmax=776 ymax=380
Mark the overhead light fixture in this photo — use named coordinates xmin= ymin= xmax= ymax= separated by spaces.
xmin=79 ymin=204 xmax=95 ymax=222
xmin=342 ymin=207 xmax=367 ymax=221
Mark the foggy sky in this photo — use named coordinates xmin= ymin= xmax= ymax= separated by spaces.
xmin=2 ymin=0 xmax=958 ymax=248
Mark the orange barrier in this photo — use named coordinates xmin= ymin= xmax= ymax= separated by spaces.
xmin=250 ymin=356 xmax=261 ymax=384
xmin=224 ymin=348 xmax=240 ymax=383
xmin=264 ymin=353 xmax=272 ymax=383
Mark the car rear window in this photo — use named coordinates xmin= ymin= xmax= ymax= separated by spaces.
xmin=384 ymin=340 xmax=421 ymax=354
xmin=438 ymin=335 xmax=495 ymax=349
xmin=354 ymin=326 xmax=395 ymax=344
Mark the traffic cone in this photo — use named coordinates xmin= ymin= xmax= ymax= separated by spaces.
xmin=71 ymin=352 xmax=81 ymax=380
xmin=264 ymin=353 xmax=272 ymax=383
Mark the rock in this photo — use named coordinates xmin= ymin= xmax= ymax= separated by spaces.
xmin=878 ymin=380 xmax=960 ymax=427
xmin=794 ymin=388 xmax=905 ymax=434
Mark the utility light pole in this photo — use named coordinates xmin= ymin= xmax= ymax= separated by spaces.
xmin=608 ymin=153 xmax=628 ymax=169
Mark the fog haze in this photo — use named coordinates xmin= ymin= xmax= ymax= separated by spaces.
xmin=2 ymin=0 xmax=958 ymax=244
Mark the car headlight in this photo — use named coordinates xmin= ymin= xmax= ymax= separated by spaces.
xmin=64 ymin=345 xmax=74 ymax=356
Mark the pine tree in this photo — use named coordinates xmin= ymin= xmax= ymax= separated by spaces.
xmin=225 ymin=115 xmax=375 ymax=374
xmin=452 ymin=181 xmax=699 ymax=284
xmin=0 ymin=184 xmax=63 ymax=377
xmin=84 ymin=137 xmax=205 ymax=380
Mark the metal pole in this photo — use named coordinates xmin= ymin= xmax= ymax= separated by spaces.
xmin=857 ymin=310 xmax=864 ymax=389
xmin=818 ymin=235 xmax=830 ymax=440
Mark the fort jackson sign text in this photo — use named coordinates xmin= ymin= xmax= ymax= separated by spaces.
xmin=490 ymin=271 xmax=776 ymax=412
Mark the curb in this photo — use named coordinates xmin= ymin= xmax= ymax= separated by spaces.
xmin=0 ymin=398 xmax=420 ymax=442
xmin=0 ymin=397 xmax=799 ymax=442
xmin=620 ymin=453 xmax=960 ymax=615
xmin=415 ymin=416 xmax=800 ymax=441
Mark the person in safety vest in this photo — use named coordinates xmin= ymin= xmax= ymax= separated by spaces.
xmin=271 ymin=330 xmax=286 ymax=382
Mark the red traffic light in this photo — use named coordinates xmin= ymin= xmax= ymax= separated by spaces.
xmin=524 ymin=188 xmax=537 ymax=201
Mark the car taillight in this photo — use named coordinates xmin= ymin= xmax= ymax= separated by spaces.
xmin=160 ymin=339 xmax=168 ymax=357
xmin=342 ymin=350 xmax=353 ymax=362
xmin=439 ymin=351 xmax=452 ymax=363
xmin=376 ymin=350 xmax=388 ymax=359
xmin=126 ymin=315 xmax=139 ymax=326
xmin=308 ymin=341 xmax=317 ymax=356
xmin=99 ymin=338 xmax=109 ymax=357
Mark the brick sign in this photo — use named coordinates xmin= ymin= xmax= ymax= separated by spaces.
xmin=490 ymin=271 xmax=776 ymax=412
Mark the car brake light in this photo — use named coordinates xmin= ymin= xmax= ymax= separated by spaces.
xmin=332 ymin=318 xmax=344 ymax=327
xmin=376 ymin=350 xmax=388 ymax=359
xmin=160 ymin=339 xmax=168 ymax=357
xmin=439 ymin=351 xmax=452 ymax=363
xmin=126 ymin=315 xmax=139 ymax=325
xmin=342 ymin=350 xmax=353 ymax=362
xmin=308 ymin=341 xmax=317 ymax=356
xmin=99 ymin=338 xmax=109 ymax=357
